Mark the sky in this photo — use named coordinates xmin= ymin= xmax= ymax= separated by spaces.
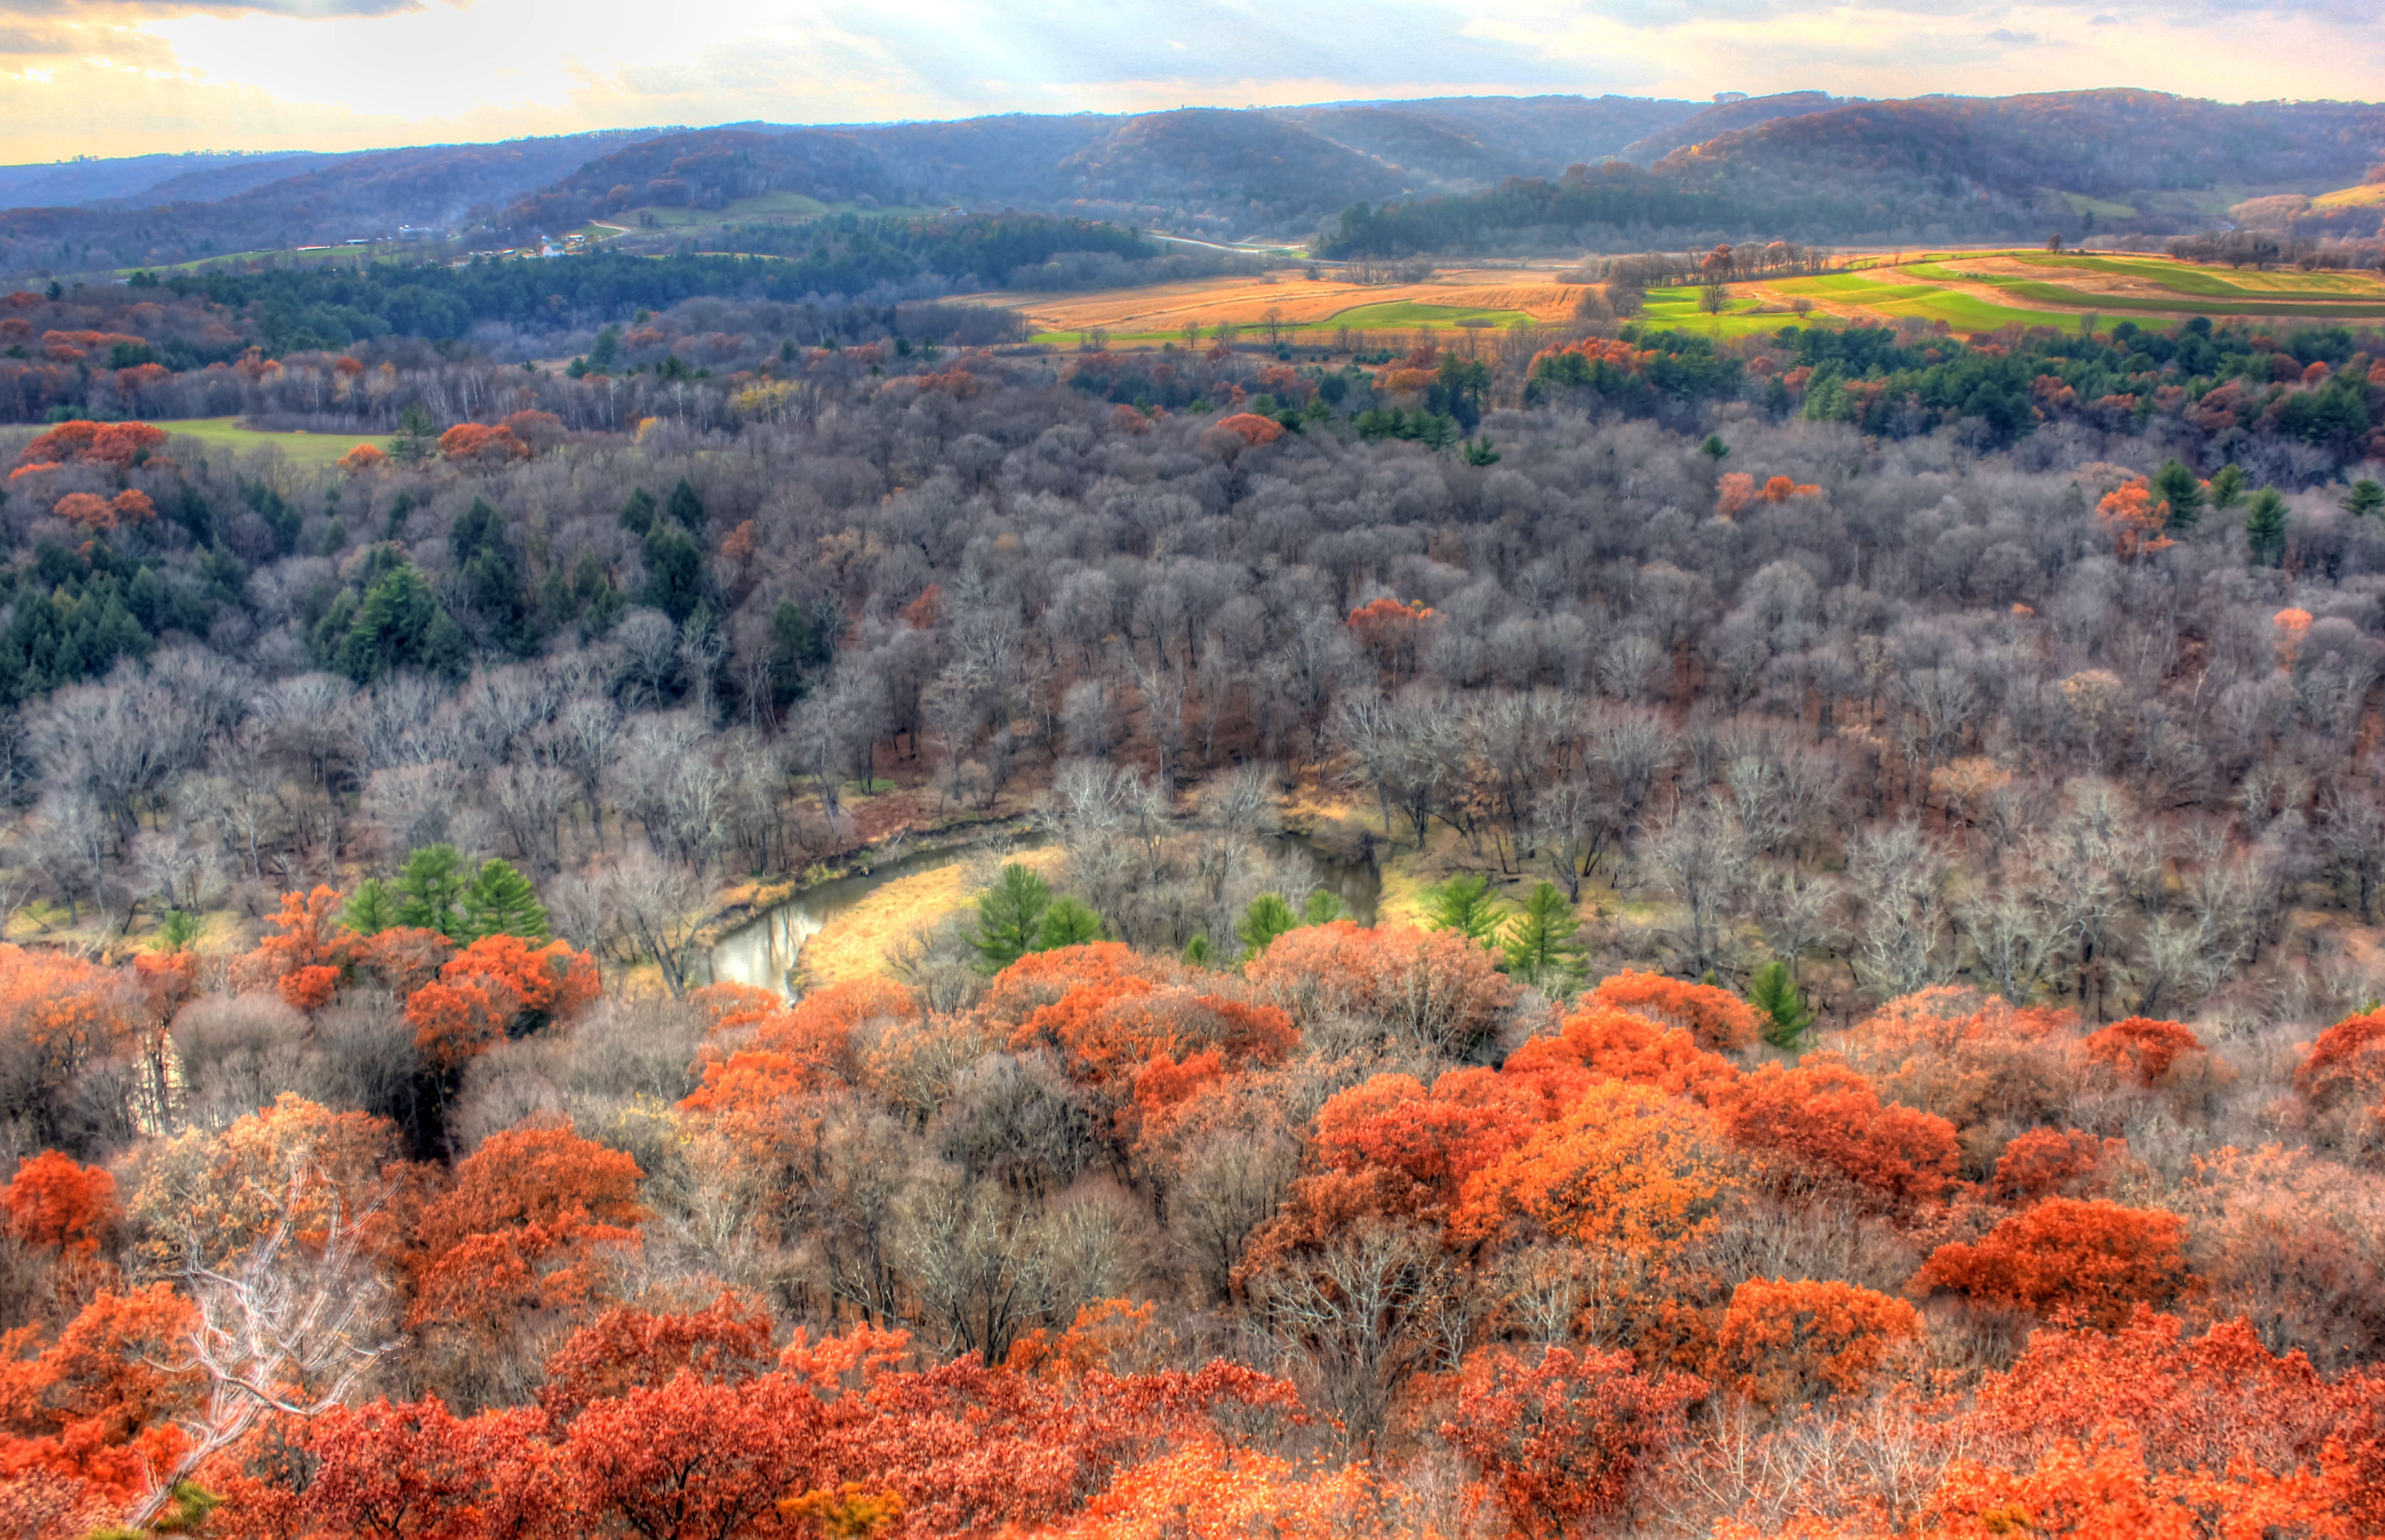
xmin=1 ymin=0 xmax=2377 ymax=165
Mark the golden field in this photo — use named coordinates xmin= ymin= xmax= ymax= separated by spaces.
xmin=972 ymin=266 xmax=1591 ymax=341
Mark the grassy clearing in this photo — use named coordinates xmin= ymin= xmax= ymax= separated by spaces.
xmin=1640 ymin=286 xmax=1819 ymax=338
xmin=1324 ymin=299 xmax=1534 ymax=329
xmin=2314 ymin=182 xmax=2385 ymax=211
xmin=1911 ymin=259 xmax=2385 ymax=319
xmin=1861 ymin=285 xmax=2078 ymax=333
xmin=798 ymin=846 xmax=1067 ymax=984
xmin=154 ymin=418 xmax=392 ymax=469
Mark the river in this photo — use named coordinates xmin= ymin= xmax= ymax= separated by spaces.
xmin=703 ymin=829 xmax=1380 ymax=998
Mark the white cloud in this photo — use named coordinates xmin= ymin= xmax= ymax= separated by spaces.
xmin=0 ymin=0 xmax=2376 ymax=162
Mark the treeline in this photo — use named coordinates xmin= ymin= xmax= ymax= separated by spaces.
xmin=149 ymin=221 xmax=1134 ymax=351
xmin=1318 ymin=92 xmax=2385 ymax=255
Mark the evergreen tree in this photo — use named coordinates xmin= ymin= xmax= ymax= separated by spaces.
xmin=642 ymin=522 xmax=706 ymax=624
xmin=766 ymin=595 xmax=839 ymax=706
xmin=2207 ymin=463 xmax=2248 ymax=510
xmin=462 ymin=859 xmax=549 ymax=942
xmin=2152 ymin=460 xmax=2204 ymax=531
xmin=1303 ymin=888 xmax=1345 ymax=925
xmin=2343 ymin=479 xmax=2385 ymax=520
xmin=1747 ymin=958 xmax=1815 ymax=1048
xmin=393 ymin=845 xmax=470 ymax=938
xmin=332 ymin=563 xmax=467 ymax=684
xmin=450 ymin=497 xmax=532 ymax=654
xmin=1424 ymin=872 xmax=1506 ymax=948
xmin=2244 ymin=487 xmax=2288 ymax=567
xmin=1235 ymin=893 xmax=1300 ymax=955
xmin=1182 ymin=934 xmax=1212 ymax=965
xmin=667 ymin=477 xmax=705 ymax=530
xmin=1501 ymin=881 xmax=1587 ymax=987
xmin=342 ymin=878 xmax=398 ymax=937
xmin=1036 ymin=895 xmax=1103 ymax=951
xmin=968 ymin=863 xmax=1052 ymax=971
xmin=618 ymin=487 xmax=657 ymax=536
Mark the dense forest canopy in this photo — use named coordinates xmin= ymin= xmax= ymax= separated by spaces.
xmin=5 ymin=95 xmax=2385 ymax=1533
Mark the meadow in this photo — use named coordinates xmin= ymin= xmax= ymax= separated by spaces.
xmin=986 ymin=268 xmax=1586 ymax=349
xmin=152 ymin=417 xmax=393 ymax=467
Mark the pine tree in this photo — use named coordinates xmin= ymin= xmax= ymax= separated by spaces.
xmin=618 ymin=487 xmax=657 ymax=536
xmin=667 ymin=477 xmax=705 ymax=530
xmin=2207 ymin=463 xmax=2247 ymax=510
xmin=1425 ymin=872 xmax=1506 ymax=949
xmin=1747 ymin=959 xmax=1815 ymax=1049
xmin=1501 ymin=881 xmax=1587 ymax=987
xmin=2343 ymin=479 xmax=2385 ymax=520
xmin=1303 ymin=888 xmax=1345 ymax=925
xmin=2151 ymin=460 xmax=2203 ymax=531
xmin=1036 ymin=896 xmax=1103 ymax=950
xmin=393 ymin=845 xmax=470 ymax=939
xmin=2244 ymin=488 xmax=2288 ymax=567
xmin=462 ymin=859 xmax=549 ymax=942
xmin=968 ymin=864 xmax=1052 ymax=971
xmin=342 ymin=878 xmax=398 ymax=937
xmin=1236 ymin=893 xmax=1300 ymax=955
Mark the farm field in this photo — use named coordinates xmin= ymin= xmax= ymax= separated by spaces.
xmin=975 ymin=267 xmax=1589 ymax=349
xmin=980 ymin=248 xmax=2385 ymax=352
xmin=152 ymin=417 xmax=393 ymax=467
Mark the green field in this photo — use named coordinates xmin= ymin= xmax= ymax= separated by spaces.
xmin=1908 ymin=257 xmax=2385 ymax=319
xmin=1324 ymin=300 xmax=1535 ymax=329
xmin=1639 ymin=287 xmax=1822 ymax=338
xmin=153 ymin=418 xmax=393 ymax=468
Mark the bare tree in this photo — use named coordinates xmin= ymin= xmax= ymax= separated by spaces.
xmin=127 ymin=1178 xmax=396 ymax=1530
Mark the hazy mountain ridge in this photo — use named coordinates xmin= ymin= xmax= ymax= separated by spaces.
xmin=8 ymin=89 xmax=2385 ymax=281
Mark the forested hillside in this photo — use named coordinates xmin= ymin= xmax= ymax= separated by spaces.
xmin=1 ymin=246 xmax=2384 ymax=1535
xmin=1319 ymin=91 xmax=2385 ymax=254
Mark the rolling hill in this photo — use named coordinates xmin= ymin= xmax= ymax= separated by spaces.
xmin=1320 ymin=90 xmax=2385 ymax=255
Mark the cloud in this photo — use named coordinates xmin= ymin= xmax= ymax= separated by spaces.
xmin=0 ymin=0 xmax=2379 ymax=164
xmin=1 ymin=0 xmax=422 ymax=14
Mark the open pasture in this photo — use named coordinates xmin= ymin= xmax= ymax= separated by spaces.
xmin=152 ymin=417 xmax=393 ymax=468
xmin=977 ymin=267 xmax=1590 ymax=349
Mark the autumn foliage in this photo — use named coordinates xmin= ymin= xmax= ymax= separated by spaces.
xmin=1713 ymin=1278 xmax=1921 ymax=1407
xmin=9 ymin=878 xmax=2385 ymax=1539
xmin=1913 ymin=1197 xmax=2193 ymax=1326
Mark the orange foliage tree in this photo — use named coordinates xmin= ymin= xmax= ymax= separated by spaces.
xmin=1442 ymin=1344 xmax=1706 ymax=1539
xmin=1504 ymin=1004 xmax=1741 ymax=1105
xmin=2096 ymin=477 xmax=2174 ymax=561
xmin=1246 ymin=922 xmax=1518 ymax=1057
xmin=1994 ymin=1127 xmax=2125 ymax=1201
xmin=51 ymin=489 xmax=155 ymax=532
xmin=1717 ymin=1058 xmax=1960 ymax=1208
xmin=406 ymin=1120 xmax=644 ymax=1411
xmin=1 ymin=1152 xmax=116 ymax=1256
xmin=404 ymin=935 xmax=599 ymax=1071
xmin=438 ymin=423 xmax=530 ymax=466
xmin=1913 ymin=1198 xmax=2191 ymax=1326
xmin=1345 ymin=597 xmax=1434 ymax=681
xmin=1454 ymin=1079 xmax=1736 ymax=1263
xmin=1582 ymin=971 xmax=1762 ymax=1053
xmin=1712 ymin=1278 xmax=1921 ymax=1409
xmin=14 ymin=420 xmax=167 ymax=469
xmin=2295 ymin=1008 xmax=2385 ymax=1110
xmin=2080 ymin=1016 xmax=2208 ymax=1087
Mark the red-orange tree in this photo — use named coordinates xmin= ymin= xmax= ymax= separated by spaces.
xmin=1913 ymin=1198 xmax=2192 ymax=1326
xmin=1712 ymin=1278 xmax=1922 ymax=1409
xmin=1442 ymin=1344 xmax=1705 ymax=1539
